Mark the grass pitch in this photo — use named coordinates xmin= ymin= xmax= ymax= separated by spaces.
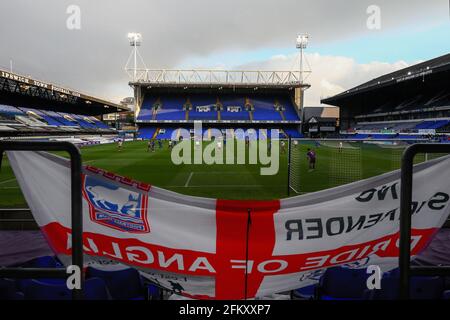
xmin=0 ymin=140 xmax=432 ymax=207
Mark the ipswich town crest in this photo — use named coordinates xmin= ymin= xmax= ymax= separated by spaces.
xmin=82 ymin=175 xmax=150 ymax=233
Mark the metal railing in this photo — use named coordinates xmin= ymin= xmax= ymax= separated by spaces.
xmin=399 ymin=143 xmax=450 ymax=299
xmin=0 ymin=141 xmax=84 ymax=300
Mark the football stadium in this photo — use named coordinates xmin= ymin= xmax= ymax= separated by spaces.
xmin=0 ymin=1 xmax=450 ymax=310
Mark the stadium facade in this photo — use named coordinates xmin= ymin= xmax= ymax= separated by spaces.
xmin=0 ymin=69 xmax=127 ymax=138
xmin=302 ymin=106 xmax=339 ymax=137
xmin=322 ymin=53 xmax=450 ymax=137
xmin=129 ymin=70 xmax=309 ymax=140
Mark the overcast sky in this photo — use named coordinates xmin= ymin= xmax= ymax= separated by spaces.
xmin=0 ymin=0 xmax=449 ymax=105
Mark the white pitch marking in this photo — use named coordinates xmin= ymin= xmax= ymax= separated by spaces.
xmin=184 ymin=172 xmax=194 ymax=187
xmin=0 ymin=178 xmax=16 ymax=185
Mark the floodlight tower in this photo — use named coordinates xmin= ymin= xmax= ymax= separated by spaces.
xmin=296 ymin=34 xmax=309 ymax=84
xmin=125 ymin=32 xmax=147 ymax=126
xmin=127 ymin=32 xmax=142 ymax=81
xmin=296 ymin=34 xmax=310 ymax=134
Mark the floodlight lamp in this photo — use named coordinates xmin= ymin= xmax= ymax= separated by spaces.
xmin=296 ymin=34 xmax=309 ymax=49
xmin=128 ymin=32 xmax=142 ymax=46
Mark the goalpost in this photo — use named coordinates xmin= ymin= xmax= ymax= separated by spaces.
xmin=287 ymin=137 xmax=302 ymax=195
xmin=287 ymin=138 xmax=363 ymax=196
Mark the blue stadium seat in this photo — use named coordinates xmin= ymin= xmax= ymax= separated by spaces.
xmin=443 ymin=290 xmax=450 ymax=299
xmin=138 ymin=127 xmax=158 ymax=139
xmin=252 ymin=97 xmax=282 ymax=121
xmin=83 ymin=278 xmax=111 ymax=300
xmin=370 ymin=134 xmax=395 ymax=139
xmin=138 ymin=96 xmax=159 ymax=121
xmin=0 ymin=104 xmax=24 ymax=118
xmin=153 ymin=96 xmax=186 ymax=121
xmin=316 ymin=267 xmax=369 ymax=300
xmin=415 ymin=120 xmax=450 ymax=130
xmin=220 ymin=110 xmax=249 ymax=120
xmin=220 ymin=96 xmax=249 ymax=120
xmin=189 ymin=95 xmax=217 ymax=120
xmin=0 ymin=278 xmax=24 ymax=300
xmin=283 ymin=128 xmax=303 ymax=138
xmin=19 ymin=107 xmax=63 ymax=126
xmin=86 ymin=267 xmax=148 ymax=300
xmin=87 ymin=116 xmax=110 ymax=129
xmin=367 ymin=274 xmax=445 ymax=300
xmin=353 ymin=134 xmax=369 ymax=139
xmin=20 ymin=255 xmax=62 ymax=268
xmin=16 ymin=256 xmax=65 ymax=291
xmin=277 ymin=97 xmax=300 ymax=121
xmin=397 ymin=134 xmax=422 ymax=140
xmin=292 ymin=284 xmax=316 ymax=300
xmin=40 ymin=110 xmax=78 ymax=127
xmin=73 ymin=114 xmax=97 ymax=129
xmin=22 ymin=278 xmax=110 ymax=300
xmin=156 ymin=128 xmax=177 ymax=139
xmin=146 ymin=283 xmax=162 ymax=300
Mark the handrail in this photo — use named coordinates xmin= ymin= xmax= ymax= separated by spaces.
xmin=399 ymin=143 xmax=450 ymax=299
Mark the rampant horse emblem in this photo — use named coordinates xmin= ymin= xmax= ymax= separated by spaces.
xmin=83 ymin=175 xmax=150 ymax=233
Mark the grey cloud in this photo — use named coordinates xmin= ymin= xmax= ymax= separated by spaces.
xmin=0 ymin=0 xmax=446 ymax=102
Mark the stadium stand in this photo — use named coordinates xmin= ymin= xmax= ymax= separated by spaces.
xmin=415 ymin=120 xmax=449 ymax=130
xmin=87 ymin=115 xmax=112 ymax=130
xmin=0 ymin=105 xmax=117 ymax=133
xmin=251 ymin=96 xmax=282 ymax=121
xmin=0 ymin=104 xmax=25 ymax=118
xmin=136 ymin=89 xmax=302 ymax=140
xmin=19 ymin=107 xmax=63 ymax=126
xmin=0 ymin=69 xmax=125 ymax=137
xmin=136 ymin=126 xmax=301 ymax=140
xmin=283 ymin=128 xmax=303 ymax=138
xmin=323 ymin=53 xmax=450 ymax=137
xmin=278 ymin=96 xmax=300 ymax=121
xmin=138 ymin=126 xmax=158 ymax=139
xmin=156 ymin=127 xmax=178 ymax=139
xmin=138 ymin=93 xmax=300 ymax=123
xmin=42 ymin=110 xmax=78 ymax=127
xmin=150 ymin=95 xmax=186 ymax=121
xmin=188 ymin=95 xmax=218 ymax=120
xmin=219 ymin=96 xmax=247 ymax=120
